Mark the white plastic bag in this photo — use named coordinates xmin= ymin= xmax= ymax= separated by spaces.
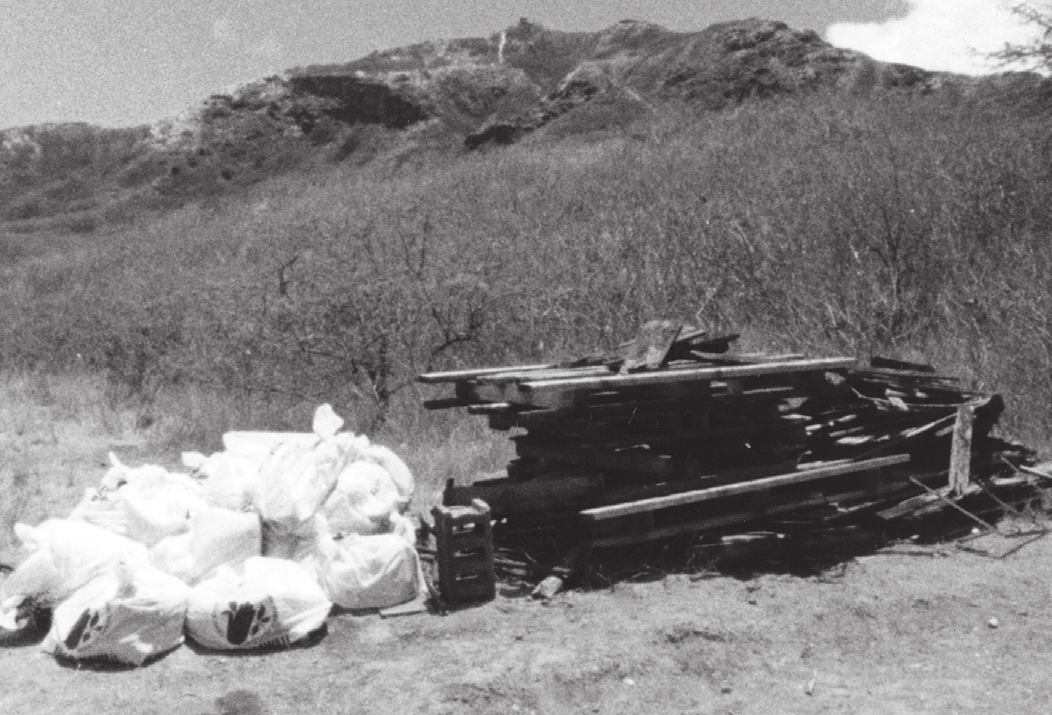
xmin=42 ymin=562 xmax=190 ymax=666
xmin=182 ymin=449 xmax=261 ymax=512
xmin=321 ymin=443 xmax=415 ymax=536
xmin=252 ymin=405 xmax=354 ymax=530
xmin=70 ymin=454 xmax=208 ymax=546
xmin=149 ymin=507 xmax=261 ymax=585
xmin=360 ymin=443 xmax=414 ymax=506
xmin=186 ymin=557 xmax=331 ymax=651
xmin=317 ymin=531 xmax=423 ymax=611
xmin=0 ymin=520 xmax=148 ymax=617
xmin=322 ymin=461 xmax=403 ymax=536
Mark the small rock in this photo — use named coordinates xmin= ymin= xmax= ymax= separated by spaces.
xmin=988 ymin=617 xmax=1000 ymax=629
xmin=720 ymin=685 xmax=733 ymax=694
xmin=622 ymin=677 xmax=635 ymax=686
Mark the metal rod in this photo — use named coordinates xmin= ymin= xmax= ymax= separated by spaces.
xmin=907 ymin=477 xmax=996 ymax=532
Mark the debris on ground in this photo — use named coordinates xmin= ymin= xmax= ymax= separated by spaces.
xmin=0 ymin=404 xmax=425 ymax=666
xmin=420 ymin=321 xmax=1044 ymax=585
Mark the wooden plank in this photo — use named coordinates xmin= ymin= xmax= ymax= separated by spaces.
xmin=949 ymin=403 xmax=975 ymax=498
xmin=501 ymin=386 xmax=795 ymax=429
xmin=472 ymin=365 xmax=613 ymax=385
xmin=417 ymin=363 xmax=555 ymax=384
xmin=586 ymin=476 xmax=918 ymax=547
xmin=688 ymin=352 xmax=805 ymax=365
xmin=619 ymin=320 xmax=682 ymax=373
xmin=423 ymin=397 xmax=485 ymax=410
xmin=586 ymin=494 xmax=831 ymax=547
xmin=579 ymin=454 xmax=910 ymax=521
xmin=466 ymin=402 xmax=515 ymax=414
xmin=519 ymin=357 xmax=856 ymax=406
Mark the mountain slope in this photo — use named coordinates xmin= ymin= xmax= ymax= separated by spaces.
xmin=3 ymin=17 xmax=1050 ymax=230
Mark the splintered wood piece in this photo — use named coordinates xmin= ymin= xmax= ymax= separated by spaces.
xmin=579 ymin=454 xmax=910 ymax=521
xmin=619 ymin=320 xmax=683 ymax=374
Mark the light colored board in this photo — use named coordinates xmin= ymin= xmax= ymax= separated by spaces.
xmin=471 ymin=365 xmax=613 ymax=385
xmin=580 ymin=454 xmax=909 ymax=521
xmin=586 ymin=478 xmax=916 ymax=547
xmin=417 ymin=363 xmax=555 ymax=383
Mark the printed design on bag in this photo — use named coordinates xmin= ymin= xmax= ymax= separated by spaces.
xmin=63 ymin=607 xmax=109 ymax=651
xmin=216 ymin=598 xmax=276 ymax=646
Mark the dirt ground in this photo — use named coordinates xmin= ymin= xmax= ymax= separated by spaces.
xmin=5 ymin=532 xmax=1052 ymax=715
xmin=4 ymin=380 xmax=1052 ymax=714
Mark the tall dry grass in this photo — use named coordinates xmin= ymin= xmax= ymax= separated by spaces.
xmin=1 ymin=89 xmax=1051 ymax=468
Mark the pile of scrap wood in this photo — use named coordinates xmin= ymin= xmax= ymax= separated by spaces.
xmin=419 ymin=322 xmax=1041 ymax=580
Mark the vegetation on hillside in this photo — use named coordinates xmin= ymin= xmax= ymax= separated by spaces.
xmin=2 ymin=87 xmax=1051 ymax=451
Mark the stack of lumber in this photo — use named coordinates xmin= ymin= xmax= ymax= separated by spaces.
xmin=419 ymin=323 xmax=1036 ymax=557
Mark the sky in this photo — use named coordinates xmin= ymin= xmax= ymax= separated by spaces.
xmin=0 ymin=0 xmax=1044 ymax=130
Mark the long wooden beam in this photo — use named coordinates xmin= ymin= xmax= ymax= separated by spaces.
xmin=521 ymin=357 xmax=855 ymax=398
xmin=417 ymin=363 xmax=555 ymax=384
xmin=579 ymin=454 xmax=909 ymax=521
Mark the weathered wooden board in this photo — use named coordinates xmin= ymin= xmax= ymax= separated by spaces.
xmin=417 ymin=363 xmax=555 ymax=383
xmin=585 ymin=472 xmax=917 ymax=548
xmin=579 ymin=454 xmax=910 ymax=521
xmin=949 ymin=403 xmax=975 ymax=498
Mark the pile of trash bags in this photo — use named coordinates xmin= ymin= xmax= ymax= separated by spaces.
xmin=0 ymin=405 xmax=425 ymax=666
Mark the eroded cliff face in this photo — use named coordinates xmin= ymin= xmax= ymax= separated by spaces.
xmin=286 ymin=75 xmax=429 ymax=128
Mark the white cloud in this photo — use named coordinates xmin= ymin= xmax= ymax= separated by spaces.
xmin=826 ymin=0 xmax=1044 ymax=75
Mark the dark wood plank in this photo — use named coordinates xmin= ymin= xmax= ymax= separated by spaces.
xmin=445 ymin=473 xmax=605 ymax=517
xmin=514 ymin=440 xmax=676 ymax=477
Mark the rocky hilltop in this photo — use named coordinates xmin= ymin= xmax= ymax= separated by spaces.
xmin=3 ymin=18 xmax=1050 ymax=228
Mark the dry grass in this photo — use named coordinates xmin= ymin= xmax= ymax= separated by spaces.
xmin=1 ymin=91 xmax=1051 ymax=530
xmin=0 ymin=370 xmax=512 ymax=556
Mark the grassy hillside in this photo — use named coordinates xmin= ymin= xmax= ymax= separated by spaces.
xmin=2 ymin=88 xmax=1051 ymax=456
xmin=11 ymin=18 xmax=1047 ymax=235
